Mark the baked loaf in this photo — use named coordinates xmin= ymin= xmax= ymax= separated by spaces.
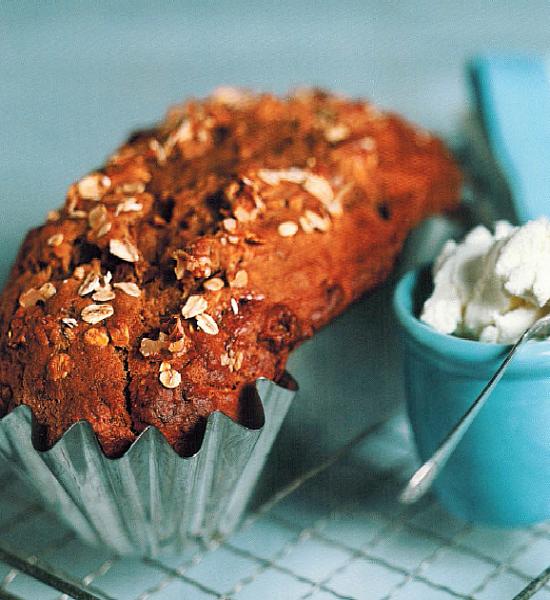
xmin=0 ymin=89 xmax=461 ymax=456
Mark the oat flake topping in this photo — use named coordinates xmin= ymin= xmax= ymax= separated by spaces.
xmin=223 ymin=218 xmax=237 ymax=232
xmin=324 ymin=124 xmax=350 ymax=143
xmin=181 ymin=295 xmax=208 ymax=319
xmin=234 ymin=206 xmax=255 ymax=223
xmin=92 ymin=289 xmax=116 ymax=302
xmin=47 ymin=233 xmax=64 ymax=247
xmin=303 ymin=209 xmax=330 ymax=232
xmin=159 ymin=361 xmax=171 ymax=372
xmin=61 ymin=317 xmax=78 ymax=329
xmin=97 ymin=222 xmax=112 ymax=238
xmin=68 ymin=209 xmax=88 ymax=220
xmin=203 ymin=277 xmax=225 ymax=292
xmin=113 ymin=282 xmax=141 ymax=298
xmin=278 ymin=221 xmax=299 ymax=237
xmin=89 ymin=205 xmax=108 ymax=231
xmin=115 ymin=199 xmax=143 ymax=216
xmin=109 ymin=239 xmax=140 ymax=263
xmin=303 ymin=174 xmax=334 ymax=206
xmin=121 ymin=182 xmax=146 ymax=194
xmin=258 ymin=168 xmax=307 ymax=186
xmin=159 ymin=367 xmax=182 ymax=389
xmin=78 ymin=174 xmax=111 ymax=201
xmin=81 ymin=304 xmax=114 ymax=324
xmin=220 ymin=349 xmax=244 ymax=372
xmin=230 ymin=270 xmax=248 ymax=289
xmin=196 ymin=313 xmax=219 ymax=335
xmin=78 ymin=272 xmax=101 ymax=297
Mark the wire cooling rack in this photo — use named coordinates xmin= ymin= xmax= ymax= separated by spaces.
xmin=0 ymin=412 xmax=549 ymax=600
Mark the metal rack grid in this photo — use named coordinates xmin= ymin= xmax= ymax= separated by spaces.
xmin=0 ymin=412 xmax=548 ymax=600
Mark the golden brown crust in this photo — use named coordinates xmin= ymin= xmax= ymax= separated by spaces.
xmin=0 ymin=88 xmax=461 ymax=456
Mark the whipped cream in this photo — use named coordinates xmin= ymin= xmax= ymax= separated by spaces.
xmin=421 ymin=218 xmax=550 ymax=343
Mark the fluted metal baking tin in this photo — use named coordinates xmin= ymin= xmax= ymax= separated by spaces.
xmin=0 ymin=378 xmax=294 ymax=557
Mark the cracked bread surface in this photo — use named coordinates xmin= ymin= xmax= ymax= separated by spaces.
xmin=0 ymin=88 xmax=461 ymax=456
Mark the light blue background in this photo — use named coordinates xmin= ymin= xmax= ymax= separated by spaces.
xmin=2 ymin=1 xmax=550 ymax=286
xmin=2 ymin=3 xmax=550 ymax=598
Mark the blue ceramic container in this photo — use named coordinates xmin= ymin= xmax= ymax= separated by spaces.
xmin=394 ymin=268 xmax=550 ymax=526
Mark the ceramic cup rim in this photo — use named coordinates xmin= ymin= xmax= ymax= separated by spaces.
xmin=393 ymin=266 xmax=550 ymax=374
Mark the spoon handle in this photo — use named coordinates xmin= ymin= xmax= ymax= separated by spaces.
xmin=400 ymin=319 xmax=541 ymax=505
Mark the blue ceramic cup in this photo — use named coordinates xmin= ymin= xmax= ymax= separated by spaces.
xmin=394 ymin=267 xmax=550 ymax=526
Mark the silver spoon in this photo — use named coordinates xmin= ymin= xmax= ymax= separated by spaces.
xmin=400 ymin=313 xmax=550 ymax=505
